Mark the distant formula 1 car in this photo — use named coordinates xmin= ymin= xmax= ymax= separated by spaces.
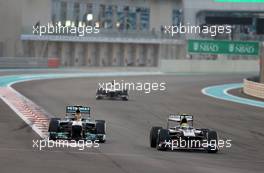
xmin=96 ymin=82 xmax=128 ymax=101
xmin=48 ymin=106 xmax=106 ymax=142
xmin=149 ymin=114 xmax=218 ymax=153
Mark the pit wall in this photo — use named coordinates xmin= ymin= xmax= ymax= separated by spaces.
xmin=243 ymin=79 xmax=264 ymax=99
xmin=21 ymin=41 xmax=161 ymax=67
xmin=160 ymin=59 xmax=259 ymax=73
xmin=0 ymin=57 xmax=59 ymax=68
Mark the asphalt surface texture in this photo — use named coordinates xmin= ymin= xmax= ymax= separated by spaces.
xmin=0 ymin=73 xmax=263 ymax=173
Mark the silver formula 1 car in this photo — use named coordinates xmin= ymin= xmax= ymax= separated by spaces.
xmin=149 ymin=114 xmax=218 ymax=153
xmin=48 ymin=106 xmax=106 ymax=142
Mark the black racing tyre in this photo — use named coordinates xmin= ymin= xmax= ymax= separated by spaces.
xmin=48 ymin=118 xmax=60 ymax=132
xmin=96 ymin=95 xmax=102 ymax=100
xmin=200 ymin=128 xmax=209 ymax=132
xmin=48 ymin=118 xmax=60 ymax=140
xmin=200 ymin=128 xmax=209 ymax=137
xmin=149 ymin=126 xmax=162 ymax=148
xmin=122 ymin=90 xmax=128 ymax=95
xmin=96 ymin=121 xmax=106 ymax=134
xmin=96 ymin=89 xmax=103 ymax=100
xmin=207 ymin=130 xmax=218 ymax=153
xmin=49 ymin=133 xmax=57 ymax=141
xmin=122 ymin=96 xmax=128 ymax=101
xmin=157 ymin=129 xmax=170 ymax=150
xmin=95 ymin=120 xmax=105 ymax=124
xmin=96 ymin=88 xmax=103 ymax=94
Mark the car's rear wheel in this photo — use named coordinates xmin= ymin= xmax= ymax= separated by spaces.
xmin=207 ymin=130 xmax=218 ymax=153
xmin=149 ymin=126 xmax=162 ymax=148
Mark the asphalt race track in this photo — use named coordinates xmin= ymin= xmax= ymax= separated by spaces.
xmin=1 ymin=73 xmax=264 ymax=173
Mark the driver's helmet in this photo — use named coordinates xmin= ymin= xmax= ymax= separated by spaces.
xmin=75 ymin=109 xmax=82 ymax=121
xmin=180 ymin=117 xmax=188 ymax=128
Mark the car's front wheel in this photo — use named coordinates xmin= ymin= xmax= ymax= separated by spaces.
xmin=96 ymin=120 xmax=106 ymax=143
xmin=48 ymin=118 xmax=60 ymax=140
xmin=156 ymin=129 xmax=170 ymax=151
xmin=149 ymin=126 xmax=162 ymax=148
xmin=207 ymin=130 xmax=218 ymax=153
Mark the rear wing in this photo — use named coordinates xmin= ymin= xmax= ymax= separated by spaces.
xmin=168 ymin=114 xmax=193 ymax=122
xmin=66 ymin=106 xmax=91 ymax=114
xmin=167 ymin=114 xmax=194 ymax=128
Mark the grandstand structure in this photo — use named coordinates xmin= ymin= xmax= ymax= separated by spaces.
xmin=0 ymin=0 xmax=264 ymax=67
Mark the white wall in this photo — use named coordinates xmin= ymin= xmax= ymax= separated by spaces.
xmin=160 ymin=59 xmax=259 ymax=73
